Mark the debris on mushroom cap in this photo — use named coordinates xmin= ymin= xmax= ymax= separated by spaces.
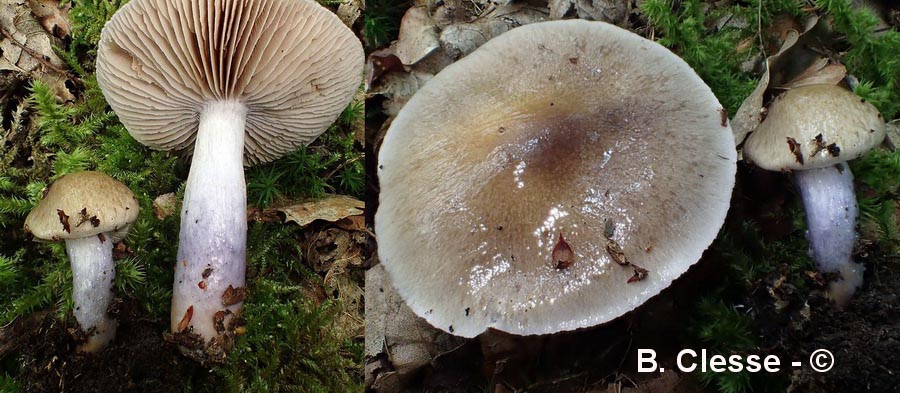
xmin=375 ymin=20 xmax=737 ymax=337
xmin=24 ymin=171 xmax=139 ymax=242
xmin=743 ymin=84 xmax=886 ymax=171
xmin=95 ymin=0 xmax=364 ymax=165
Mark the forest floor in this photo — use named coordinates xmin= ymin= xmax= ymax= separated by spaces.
xmin=1 ymin=0 xmax=368 ymax=392
xmin=364 ymin=0 xmax=900 ymax=392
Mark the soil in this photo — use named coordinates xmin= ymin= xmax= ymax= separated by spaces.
xmin=9 ymin=301 xmax=201 ymax=393
xmin=766 ymin=256 xmax=900 ymax=392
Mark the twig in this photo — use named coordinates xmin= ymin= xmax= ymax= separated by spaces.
xmin=0 ymin=27 xmax=81 ymax=84
xmin=757 ymin=0 xmax=767 ymax=61
xmin=325 ymin=155 xmax=362 ymax=179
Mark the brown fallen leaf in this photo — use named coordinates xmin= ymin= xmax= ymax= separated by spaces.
xmin=438 ymin=4 xmax=548 ymax=59
xmin=394 ymin=6 xmax=441 ymax=66
xmin=153 ymin=192 xmax=178 ymax=220
xmin=732 ymin=16 xmax=832 ymax=147
xmin=0 ymin=1 xmax=73 ymax=102
xmin=779 ymin=57 xmax=846 ymax=90
xmin=27 ymin=0 xmax=71 ymax=39
xmin=365 ymin=264 xmax=466 ymax=390
xmin=365 ymin=48 xmax=406 ymax=90
xmin=275 ymin=194 xmax=364 ymax=227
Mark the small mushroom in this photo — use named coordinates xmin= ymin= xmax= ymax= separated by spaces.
xmin=376 ymin=20 xmax=737 ymax=337
xmin=743 ymin=84 xmax=886 ymax=306
xmin=24 ymin=172 xmax=138 ymax=352
xmin=95 ymin=0 xmax=363 ymax=360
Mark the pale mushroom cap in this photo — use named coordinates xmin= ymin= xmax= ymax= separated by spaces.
xmin=376 ymin=20 xmax=737 ymax=337
xmin=96 ymin=0 xmax=364 ymax=165
xmin=743 ymin=84 xmax=886 ymax=171
xmin=25 ymin=172 xmax=139 ymax=242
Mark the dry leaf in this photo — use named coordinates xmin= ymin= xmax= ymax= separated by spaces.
xmin=732 ymin=16 xmax=831 ymax=146
xmin=276 ymin=194 xmax=364 ymax=227
xmin=884 ymin=119 xmax=899 ymax=151
xmin=394 ymin=6 xmax=440 ymax=65
xmin=365 ymin=264 xmax=465 ymax=389
xmin=439 ymin=4 xmax=547 ymax=59
xmin=153 ymin=192 xmax=177 ymax=220
xmin=365 ymin=48 xmax=405 ymax=90
xmin=27 ymin=0 xmax=71 ymax=39
xmin=548 ymin=0 xmax=572 ymax=19
xmin=780 ymin=58 xmax=846 ymax=89
xmin=0 ymin=1 xmax=73 ymax=101
xmin=574 ymin=0 xmax=629 ymax=25
xmin=336 ymin=0 xmax=361 ymax=27
xmin=369 ymin=71 xmax=433 ymax=117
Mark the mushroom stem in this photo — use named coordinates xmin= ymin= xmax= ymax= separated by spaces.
xmin=794 ymin=163 xmax=864 ymax=306
xmin=65 ymin=234 xmax=117 ymax=352
xmin=171 ymin=101 xmax=248 ymax=348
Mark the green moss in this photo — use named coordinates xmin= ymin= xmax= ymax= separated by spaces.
xmin=1 ymin=0 xmax=364 ymax=391
xmin=853 ymin=149 xmax=900 ymax=251
xmin=820 ymin=0 xmax=900 ymax=118
xmin=363 ymin=0 xmax=409 ymax=49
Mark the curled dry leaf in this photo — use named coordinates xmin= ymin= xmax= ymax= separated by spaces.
xmin=27 ymin=0 xmax=71 ymax=39
xmin=365 ymin=264 xmax=465 ymax=391
xmin=365 ymin=49 xmax=405 ymax=90
xmin=732 ymin=16 xmax=832 ymax=147
xmin=275 ymin=194 xmax=364 ymax=227
xmin=0 ymin=0 xmax=73 ymax=101
xmin=779 ymin=57 xmax=847 ymax=90
xmin=438 ymin=4 xmax=548 ymax=59
xmin=394 ymin=6 xmax=440 ymax=66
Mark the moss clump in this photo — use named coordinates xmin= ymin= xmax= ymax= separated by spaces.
xmin=1 ymin=0 xmax=364 ymax=391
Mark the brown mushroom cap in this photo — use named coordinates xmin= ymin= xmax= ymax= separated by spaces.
xmin=25 ymin=172 xmax=139 ymax=242
xmin=96 ymin=0 xmax=363 ymax=165
xmin=376 ymin=20 xmax=737 ymax=337
xmin=743 ymin=84 xmax=886 ymax=171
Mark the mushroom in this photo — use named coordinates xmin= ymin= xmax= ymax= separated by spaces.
xmin=743 ymin=84 xmax=886 ymax=306
xmin=376 ymin=20 xmax=737 ymax=337
xmin=24 ymin=171 xmax=139 ymax=352
xmin=95 ymin=0 xmax=363 ymax=360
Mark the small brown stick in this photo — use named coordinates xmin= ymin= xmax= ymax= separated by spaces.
xmin=0 ymin=27 xmax=81 ymax=83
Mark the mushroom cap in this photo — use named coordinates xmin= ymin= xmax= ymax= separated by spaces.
xmin=25 ymin=172 xmax=139 ymax=242
xmin=96 ymin=0 xmax=364 ymax=165
xmin=376 ymin=20 xmax=737 ymax=337
xmin=743 ymin=84 xmax=886 ymax=171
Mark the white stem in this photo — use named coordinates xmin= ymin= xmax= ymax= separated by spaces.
xmin=795 ymin=163 xmax=864 ymax=306
xmin=171 ymin=101 xmax=248 ymax=349
xmin=65 ymin=234 xmax=116 ymax=352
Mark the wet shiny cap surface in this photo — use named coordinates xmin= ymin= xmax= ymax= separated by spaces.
xmin=376 ymin=20 xmax=737 ymax=337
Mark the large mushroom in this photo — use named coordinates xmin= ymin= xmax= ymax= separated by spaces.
xmin=743 ymin=84 xmax=886 ymax=306
xmin=24 ymin=171 xmax=139 ymax=352
xmin=95 ymin=0 xmax=363 ymax=360
xmin=376 ymin=20 xmax=737 ymax=337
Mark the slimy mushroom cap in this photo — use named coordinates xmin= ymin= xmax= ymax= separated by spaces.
xmin=376 ymin=20 xmax=737 ymax=337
